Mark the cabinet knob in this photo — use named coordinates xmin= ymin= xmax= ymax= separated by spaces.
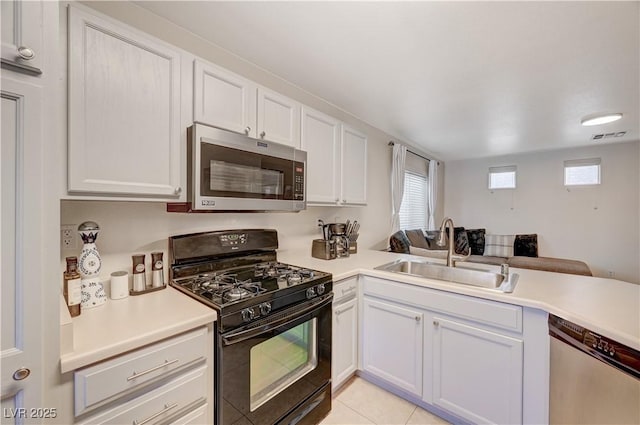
xmin=174 ymin=187 xmax=182 ymax=195
xmin=433 ymin=320 xmax=439 ymax=327
xmin=244 ymin=126 xmax=251 ymax=135
xmin=415 ymin=316 xmax=421 ymax=322
xmin=335 ymin=198 xmax=339 ymax=203
xmin=260 ymin=131 xmax=266 ymax=138
xmin=343 ymin=199 xmax=347 ymax=203
xmin=17 ymin=46 xmax=35 ymax=60
xmin=13 ymin=367 xmax=31 ymax=381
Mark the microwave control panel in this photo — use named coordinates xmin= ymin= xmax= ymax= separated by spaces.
xmin=294 ymin=162 xmax=305 ymax=200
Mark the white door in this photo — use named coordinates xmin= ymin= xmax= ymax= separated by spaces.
xmin=1 ymin=76 xmax=43 ymax=423
xmin=67 ymin=5 xmax=182 ymax=198
xmin=1 ymin=0 xmax=43 ymax=72
xmin=300 ymin=107 xmax=341 ymax=205
xmin=193 ymin=59 xmax=256 ymax=137
xmin=431 ymin=316 xmax=523 ymax=425
xmin=340 ymin=125 xmax=367 ymax=205
xmin=256 ymin=87 xmax=300 ymax=148
xmin=362 ymin=297 xmax=423 ymax=397
xmin=332 ymin=297 xmax=358 ymax=390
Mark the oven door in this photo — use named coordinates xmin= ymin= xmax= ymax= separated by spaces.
xmin=218 ymin=294 xmax=332 ymax=425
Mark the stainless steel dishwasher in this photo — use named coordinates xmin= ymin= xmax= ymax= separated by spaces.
xmin=548 ymin=314 xmax=640 ymax=424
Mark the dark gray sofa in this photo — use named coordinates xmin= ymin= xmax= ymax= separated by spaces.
xmin=389 ymin=229 xmax=592 ymax=277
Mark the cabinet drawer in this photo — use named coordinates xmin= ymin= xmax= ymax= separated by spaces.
xmin=333 ymin=277 xmax=358 ymax=303
xmin=363 ymin=276 xmax=522 ymax=333
xmin=77 ymin=366 xmax=207 ymax=425
xmin=75 ymin=327 xmax=207 ymax=416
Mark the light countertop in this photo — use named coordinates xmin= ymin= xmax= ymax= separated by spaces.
xmin=60 ymin=248 xmax=639 ymax=372
xmin=278 ymin=249 xmax=640 ymax=351
xmin=60 ymin=286 xmax=216 ymax=373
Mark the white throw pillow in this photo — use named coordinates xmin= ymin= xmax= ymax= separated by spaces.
xmin=484 ymin=234 xmax=515 ymax=257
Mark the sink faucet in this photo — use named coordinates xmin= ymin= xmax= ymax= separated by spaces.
xmin=436 ymin=217 xmax=455 ymax=267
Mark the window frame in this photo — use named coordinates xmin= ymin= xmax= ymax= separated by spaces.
xmin=564 ymin=158 xmax=601 ymax=187
xmin=488 ymin=165 xmax=517 ymax=190
xmin=399 ymin=170 xmax=428 ymax=231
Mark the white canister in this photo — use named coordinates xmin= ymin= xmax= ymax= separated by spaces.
xmin=110 ymin=271 xmax=129 ymax=300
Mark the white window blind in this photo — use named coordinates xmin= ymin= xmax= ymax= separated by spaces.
xmin=399 ymin=171 xmax=428 ymax=230
xmin=488 ymin=166 xmax=517 ymax=189
xmin=564 ymin=158 xmax=601 ymax=186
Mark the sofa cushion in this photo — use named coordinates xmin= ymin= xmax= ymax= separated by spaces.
xmin=484 ymin=234 xmax=515 ymax=257
xmin=423 ymin=227 xmax=469 ymax=255
xmin=507 ymin=256 xmax=592 ymax=276
xmin=465 ymin=255 xmax=508 ymax=266
xmin=514 ymin=234 xmax=538 ymax=257
xmin=466 ymin=228 xmax=486 ymax=255
xmin=405 ymin=229 xmax=430 ymax=249
xmin=389 ymin=230 xmax=411 ymax=253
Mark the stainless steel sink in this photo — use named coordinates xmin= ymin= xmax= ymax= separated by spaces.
xmin=374 ymin=260 xmax=518 ymax=292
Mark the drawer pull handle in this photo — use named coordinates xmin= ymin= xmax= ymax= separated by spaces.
xmin=341 ymin=287 xmax=356 ymax=295
xmin=127 ymin=359 xmax=179 ymax=381
xmin=433 ymin=320 xmax=439 ymax=327
xmin=133 ymin=402 xmax=178 ymax=425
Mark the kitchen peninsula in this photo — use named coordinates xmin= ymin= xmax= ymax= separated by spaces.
xmin=60 ymin=248 xmax=639 ymax=424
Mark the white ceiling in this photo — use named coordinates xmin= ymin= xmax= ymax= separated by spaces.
xmin=136 ymin=1 xmax=639 ymax=160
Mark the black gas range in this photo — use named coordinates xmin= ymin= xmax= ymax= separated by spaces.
xmin=169 ymin=229 xmax=333 ymax=425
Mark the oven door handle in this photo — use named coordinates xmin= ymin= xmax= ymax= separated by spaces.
xmin=222 ymin=294 xmax=333 ymax=346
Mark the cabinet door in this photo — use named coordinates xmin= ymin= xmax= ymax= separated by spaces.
xmin=68 ymin=6 xmax=182 ymax=198
xmin=1 ymin=0 xmax=43 ymax=73
xmin=362 ymin=297 xmax=423 ymax=397
xmin=340 ymin=125 xmax=367 ymax=205
xmin=332 ymin=297 xmax=358 ymax=390
xmin=193 ymin=59 xmax=256 ymax=137
xmin=1 ymin=76 xmax=43 ymax=422
xmin=257 ymin=87 xmax=300 ymax=148
xmin=301 ymin=107 xmax=341 ymax=205
xmin=431 ymin=316 xmax=523 ymax=424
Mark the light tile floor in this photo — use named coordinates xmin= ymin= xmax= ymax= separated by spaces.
xmin=320 ymin=377 xmax=452 ymax=425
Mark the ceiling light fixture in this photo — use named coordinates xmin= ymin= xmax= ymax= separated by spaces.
xmin=581 ymin=113 xmax=623 ymax=126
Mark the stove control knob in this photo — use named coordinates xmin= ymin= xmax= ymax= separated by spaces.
xmin=316 ymin=284 xmax=326 ymax=295
xmin=241 ymin=308 xmax=255 ymax=322
xmin=306 ymin=287 xmax=316 ymax=299
xmin=259 ymin=302 xmax=272 ymax=316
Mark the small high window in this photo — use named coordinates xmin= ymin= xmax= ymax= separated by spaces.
xmin=564 ymin=158 xmax=601 ymax=186
xmin=488 ymin=166 xmax=516 ymax=190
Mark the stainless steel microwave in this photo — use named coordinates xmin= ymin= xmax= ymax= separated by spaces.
xmin=183 ymin=123 xmax=306 ymax=212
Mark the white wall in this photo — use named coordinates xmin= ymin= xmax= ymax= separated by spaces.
xmin=444 ymin=141 xmax=640 ymax=284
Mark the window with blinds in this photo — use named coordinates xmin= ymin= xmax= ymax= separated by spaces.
xmin=564 ymin=158 xmax=601 ymax=186
xmin=399 ymin=171 xmax=428 ymax=230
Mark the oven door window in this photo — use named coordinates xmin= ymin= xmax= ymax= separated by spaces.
xmin=250 ymin=318 xmax=317 ymax=411
xmin=200 ymin=143 xmax=294 ymax=200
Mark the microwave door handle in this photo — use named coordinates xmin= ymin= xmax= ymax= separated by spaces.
xmin=222 ymin=295 xmax=332 ymax=346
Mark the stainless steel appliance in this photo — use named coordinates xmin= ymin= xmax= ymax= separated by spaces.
xmin=168 ymin=124 xmax=306 ymax=212
xmin=548 ymin=314 xmax=640 ymax=424
xmin=169 ymin=229 xmax=333 ymax=425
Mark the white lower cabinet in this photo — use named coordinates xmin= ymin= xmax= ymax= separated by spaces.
xmin=429 ymin=315 xmax=523 ymax=424
xmin=74 ymin=326 xmax=211 ymax=424
xmin=332 ymin=278 xmax=359 ymax=390
xmin=362 ymin=297 xmax=423 ymax=397
xmin=361 ymin=276 xmax=525 ymax=424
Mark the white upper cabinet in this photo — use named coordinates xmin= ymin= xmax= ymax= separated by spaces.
xmin=67 ymin=5 xmax=182 ymax=199
xmin=301 ymin=106 xmax=341 ymax=204
xmin=301 ymin=107 xmax=368 ymax=206
xmin=340 ymin=125 xmax=368 ymax=205
xmin=193 ymin=61 xmax=301 ymax=148
xmin=257 ymin=87 xmax=301 ymax=148
xmin=193 ymin=59 xmax=256 ymax=137
xmin=1 ymin=0 xmax=43 ymax=74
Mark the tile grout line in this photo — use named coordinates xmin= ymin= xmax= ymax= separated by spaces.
xmin=334 ymin=399 xmax=377 ymax=425
xmin=405 ymin=405 xmax=418 ymax=425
